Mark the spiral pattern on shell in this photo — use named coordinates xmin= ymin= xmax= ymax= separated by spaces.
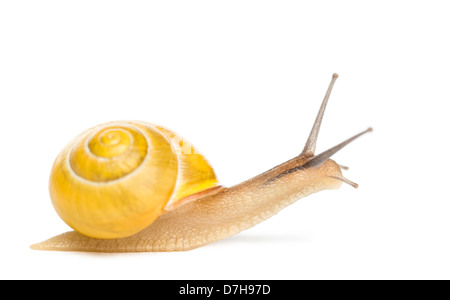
xmin=49 ymin=121 xmax=219 ymax=239
xmin=70 ymin=125 xmax=149 ymax=182
xmin=50 ymin=121 xmax=180 ymax=239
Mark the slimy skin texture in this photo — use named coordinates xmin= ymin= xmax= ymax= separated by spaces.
xmin=31 ymin=73 xmax=371 ymax=252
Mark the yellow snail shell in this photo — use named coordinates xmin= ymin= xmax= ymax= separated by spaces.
xmin=50 ymin=121 xmax=219 ymax=239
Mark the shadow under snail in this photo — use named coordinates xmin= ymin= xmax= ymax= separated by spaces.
xmin=31 ymin=73 xmax=372 ymax=252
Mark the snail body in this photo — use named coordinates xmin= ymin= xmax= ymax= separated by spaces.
xmin=31 ymin=74 xmax=371 ymax=252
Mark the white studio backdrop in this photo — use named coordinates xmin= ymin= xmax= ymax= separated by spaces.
xmin=0 ymin=1 xmax=449 ymax=279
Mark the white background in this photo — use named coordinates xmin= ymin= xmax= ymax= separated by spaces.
xmin=1 ymin=1 xmax=449 ymax=280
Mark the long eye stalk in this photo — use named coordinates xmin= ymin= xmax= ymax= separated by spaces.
xmin=301 ymin=73 xmax=339 ymax=156
xmin=301 ymin=73 xmax=373 ymax=165
xmin=269 ymin=74 xmax=372 ymax=186
xmin=301 ymin=127 xmax=373 ymax=169
xmin=299 ymin=73 xmax=372 ymax=188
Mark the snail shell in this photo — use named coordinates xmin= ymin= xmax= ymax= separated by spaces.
xmin=50 ymin=121 xmax=219 ymax=239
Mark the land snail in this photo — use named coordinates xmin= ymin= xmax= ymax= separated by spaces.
xmin=31 ymin=74 xmax=372 ymax=252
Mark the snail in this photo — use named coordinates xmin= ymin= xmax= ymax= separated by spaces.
xmin=31 ymin=73 xmax=372 ymax=252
